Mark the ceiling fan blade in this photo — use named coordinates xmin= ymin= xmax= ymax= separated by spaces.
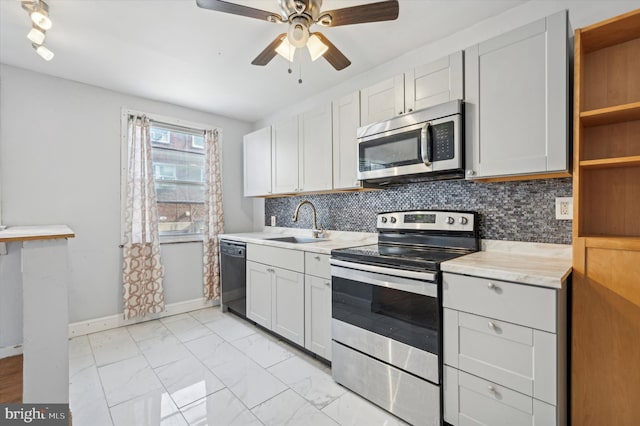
xmin=314 ymin=33 xmax=351 ymax=71
xmin=196 ymin=0 xmax=281 ymax=22
xmin=251 ymin=34 xmax=287 ymax=66
xmin=319 ymin=0 xmax=399 ymax=27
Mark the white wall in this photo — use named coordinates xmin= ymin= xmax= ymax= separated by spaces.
xmin=0 ymin=64 xmax=254 ymax=337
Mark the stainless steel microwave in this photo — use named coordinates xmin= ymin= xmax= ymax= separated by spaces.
xmin=357 ymin=100 xmax=464 ymax=185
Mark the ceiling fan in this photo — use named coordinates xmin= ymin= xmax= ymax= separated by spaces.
xmin=195 ymin=0 xmax=399 ymax=71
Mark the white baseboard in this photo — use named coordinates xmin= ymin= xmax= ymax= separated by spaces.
xmin=0 ymin=344 xmax=23 ymax=359
xmin=68 ymin=298 xmax=219 ymax=337
xmin=1 ymin=298 xmax=220 ymax=359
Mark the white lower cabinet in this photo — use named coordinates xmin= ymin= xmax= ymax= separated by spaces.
xmin=246 ymin=244 xmax=332 ymax=359
xmin=246 ymin=244 xmax=305 ymax=344
xmin=272 ymin=267 xmax=305 ymax=346
xmin=443 ymin=272 xmax=566 ymax=426
xmin=304 ymin=252 xmax=332 ymax=360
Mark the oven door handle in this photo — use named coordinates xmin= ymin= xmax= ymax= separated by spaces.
xmin=330 ymin=259 xmax=437 ymax=282
xmin=330 ymin=261 xmax=437 ymax=297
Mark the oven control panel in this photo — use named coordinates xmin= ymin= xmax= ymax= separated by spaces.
xmin=377 ymin=210 xmax=475 ymax=232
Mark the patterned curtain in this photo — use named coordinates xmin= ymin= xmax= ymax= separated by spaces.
xmin=122 ymin=115 xmax=165 ymax=319
xmin=203 ymin=129 xmax=225 ymax=300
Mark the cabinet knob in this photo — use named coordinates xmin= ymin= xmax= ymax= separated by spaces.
xmin=325 ymin=282 xmax=330 ymax=286
xmin=398 ymin=111 xmax=403 ymax=115
xmin=488 ymin=385 xmax=497 ymax=394
xmin=488 ymin=321 xmax=497 ymax=330
xmin=487 ymin=282 xmax=498 ymax=290
xmin=314 ymin=256 xmax=320 ymax=260
xmin=408 ymin=108 xmax=413 ymax=112
xmin=267 ymin=268 xmax=275 ymax=273
xmin=467 ymin=170 xmax=476 ymax=177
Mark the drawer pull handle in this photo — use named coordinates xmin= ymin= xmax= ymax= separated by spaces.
xmin=314 ymin=256 xmax=321 ymax=261
xmin=487 ymin=282 xmax=498 ymax=290
xmin=267 ymin=268 xmax=275 ymax=273
xmin=488 ymin=321 xmax=497 ymax=330
xmin=488 ymin=385 xmax=497 ymax=394
xmin=325 ymin=282 xmax=330 ymax=286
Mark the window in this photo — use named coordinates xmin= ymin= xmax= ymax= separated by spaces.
xmin=150 ymin=122 xmax=206 ymax=238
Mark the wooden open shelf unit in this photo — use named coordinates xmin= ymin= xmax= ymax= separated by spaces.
xmin=572 ymin=8 xmax=640 ymax=426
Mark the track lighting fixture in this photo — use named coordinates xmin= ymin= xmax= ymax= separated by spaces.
xmin=20 ymin=0 xmax=54 ymax=61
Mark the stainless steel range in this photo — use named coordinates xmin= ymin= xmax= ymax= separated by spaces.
xmin=330 ymin=210 xmax=479 ymax=426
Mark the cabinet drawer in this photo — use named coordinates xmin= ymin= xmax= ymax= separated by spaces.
xmin=444 ymin=309 xmax=557 ymax=405
xmin=443 ymin=273 xmax=556 ymax=332
xmin=305 ymin=252 xmax=330 ymax=279
xmin=247 ymin=243 xmax=304 ymax=273
xmin=444 ymin=367 xmax=556 ymax=426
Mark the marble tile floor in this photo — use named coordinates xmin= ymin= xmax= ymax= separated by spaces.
xmin=69 ymin=306 xmax=409 ymax=426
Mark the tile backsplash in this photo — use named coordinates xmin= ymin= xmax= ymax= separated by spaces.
xmin=264 ymin=178 xmax=573 ymax=245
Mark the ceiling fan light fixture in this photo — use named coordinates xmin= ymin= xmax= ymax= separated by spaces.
xmin=287 ymin=17 xmax=309 ymax=48
xmin=275 ymin=37 xmax=296 ymax=62
xmin=307 ymin=34 xmax=328 ymax=61
xmin=27 ymin=26 xmax=46 ymax=45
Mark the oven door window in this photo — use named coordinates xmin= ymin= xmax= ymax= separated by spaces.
xmin=359 ymin=129 xmax=422 ymax=172
xmin=332 ymin=275 xmax=439 ymax=355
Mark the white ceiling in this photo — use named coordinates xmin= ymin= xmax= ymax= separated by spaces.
xmin=0 ymin=0 xmax=526 ymax=122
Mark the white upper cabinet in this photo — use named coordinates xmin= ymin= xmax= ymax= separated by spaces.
xmin=360 ymin=74 xmax=405 ymax=125
xmin=299 ymin=103 xmax=333 ymax=192
xmin=360 ymin=51 xmax=464 ymax=126
xmin=406 ymin=51 xmax=464 ymax=113
xmin=332 ymin=91 xmax=361 ymax=190
xmin=465 ymin=10 xmax=569 ymax=180
xmin=270 ymin=104 xmax=332 ymax=195
xmin=271 ymin=115 xmax=299 ymax=194
xmin=243 ymin=126 xmax=272 ymax=197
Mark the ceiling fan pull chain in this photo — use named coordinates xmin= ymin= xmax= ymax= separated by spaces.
xmin=298 ymin=63 xmax=303 ymax=84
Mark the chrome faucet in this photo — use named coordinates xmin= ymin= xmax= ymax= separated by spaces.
xmin=292 ymin=200 xmax=323 ymax=238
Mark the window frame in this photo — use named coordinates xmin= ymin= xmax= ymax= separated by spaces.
xmin=120 ymin=108 xmax=222 ymax=244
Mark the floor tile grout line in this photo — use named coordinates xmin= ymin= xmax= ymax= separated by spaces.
xmin=83 ymin=333 xmax=116 ymax=426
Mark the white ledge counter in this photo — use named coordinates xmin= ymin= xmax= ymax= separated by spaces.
xmin=219 ymin=227 xmax=377 ymax=254
xmin=442 ymin=240 xmax=572 ymax=289
xmin=0 ymin=224 xmax=75 ymax=404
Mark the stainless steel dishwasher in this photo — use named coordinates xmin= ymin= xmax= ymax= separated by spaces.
xmin=220 ymin=240 xmax=246 ymax=318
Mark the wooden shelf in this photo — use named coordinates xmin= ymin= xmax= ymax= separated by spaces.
xmin=580 ymin=102 xmax=640 ymax=127
xmin=579 ymin=236 xmax=640 ymax=251
xmin=579 ymin=155 xmax=640 ymax=169
xmin=580 ymin=8 xmax=640 ymax=52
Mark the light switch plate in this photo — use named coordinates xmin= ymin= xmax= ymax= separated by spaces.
xmin=555 ymin=197 xmax=573 ymax=220
xmin=270 ymin=216 xmax=276 ymax=226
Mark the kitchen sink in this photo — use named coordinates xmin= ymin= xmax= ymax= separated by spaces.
xmin=265 ymin=236 xmax=327 ymax=244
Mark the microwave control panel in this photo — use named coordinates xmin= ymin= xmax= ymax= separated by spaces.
xmin=432 ymin=121 xmax=455 ymax=161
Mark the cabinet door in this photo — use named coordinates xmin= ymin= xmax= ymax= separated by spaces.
xmin=243 ymin=127 xmax=272 ymax=197
xmin=304 ymin=275 xmax=332 ymax=360
xmin=246 ymin=261 xmax=272 ymax=329
xmin=300 ymin=104 xmax=333 ymax=192
xmin=332 ymin=92 xmax=362 ymax=190
xmin=405 ymin=51 xmax=464 ymax=112
xmin=272 ymin=267 xmax=305 ymax=345
xmin=360 ymin=74 xmax=405 ymax=126
xmin=271 ymin=116 xmax=299 ymax=193
xmin=465 ymin=11 xmax=568 ymax=179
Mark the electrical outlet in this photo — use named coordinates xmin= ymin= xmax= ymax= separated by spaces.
xmin=270 ymin=215 xmax=276 ymax=226
xmin=555 ymin=197 xmax=573 ymax=220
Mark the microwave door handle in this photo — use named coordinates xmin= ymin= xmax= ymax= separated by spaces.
xmin=421 ymin=122 xmax=433 ymax=167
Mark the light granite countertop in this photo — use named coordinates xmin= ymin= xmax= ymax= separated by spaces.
xmin=442 ymin=240 xmax=572 ymax=289
xmin=219 ymin=227 xmax=377 ymax=255
xmin=0 ymin=225 xmax=76 ymax=243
